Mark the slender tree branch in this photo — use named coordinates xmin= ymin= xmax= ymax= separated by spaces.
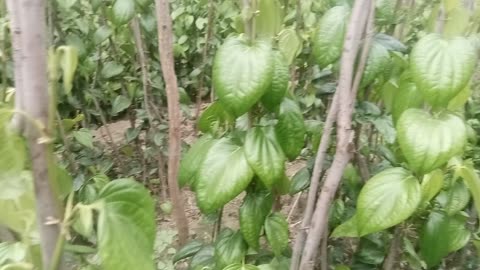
xmin=296 ymin=2 xmax=375 ymax=269
xmin=154 ymin=0 xmax=190 ymax=245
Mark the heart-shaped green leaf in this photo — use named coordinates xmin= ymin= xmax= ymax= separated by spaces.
xmin=173 ymin=240 xmax=203 ymax=264
xmin=244 ymin=127 xmax=285 ymax=188
xmin=96 ymin=179 xmax=156 ymax=270
xmin=397 ymin=109 xmax=467 ymax=174
xmin=178 ymin=135 xmax=216 ymax=188
xmin=419 ymin=169 xmax=444 ymax=208
xmin=312 ymin=6 xmax=350 ymax=68
xmin=436 ymin=181 xmax=470 ymax=215
xmin=333 ymin=167 xmax=421 ymax=237
xmin=198 ymin=102 xmax=235 ymax=135
xmin=420 ymin=211 xmax=470 ymax=268
xmin=277 ymin=28 xmax=302 ymax=65
xmin=391 ymin=75 xmax=424 ymax=124
xmin=361 ymin=41 xmax=390 ymax=87
xmin=196 ymin=138 xmax=254 ymax=213
xmin=215 ymin=229 xmax=248 ymax=269
xmin=264 ymin=213 xmax=289 ymax=256
xmin=239 ymin=190 xmax=273 ymax=250
xmin=213 ymin=37 xmax=274 ymax=116
xmin=275 ymin=98 xmax=306 ymax=160
xmin=411 ymin=34 xmax=477 ymax=107
xmin=113 ymin=0 xmax=135 ymax=25
xmin=261 ymin=51 xmax=289 ymax=111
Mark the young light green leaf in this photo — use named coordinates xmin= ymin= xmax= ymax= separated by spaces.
xmin=244 ymin=127 xmax=285 ymax=189
xmin=420 ymin=211 xmax=470 ymax=268
xmin=239 ymin=191 xmax=273 ymax=250
xmin=56 ymin=46 xmax=78 ymax=95
xmin=436 ymin=181 xmax=470 ymax=215
xmin=261 ymin=51 xmax=289 ymax=111
xmin=264 ymin=213 xmax=289 ymax=256
xmin=215 ymin=230 xmax=248 ymax=269
xmin=111 ymin=95 xmax=131 ymax=115
xmin=72 ymin=203 xmax=94 ymax=238
xmin=178 ymin=136 xmax=216 ymax=188
xmin=113 ymin=0 xmax=136 ymax=25
xmin=397 ymin=109 xmax=467 ymax=174
xmin=277 ymin=28 xmax=301 ymax=65
xmin=255 ymin=0 xmax=283 ymax=38
xmin=420 ymin=169 xmax=444 ymax=207
xmin=391 ymin=75 xmax=424 ymax=124
xmin=73 ymin=128 xmax=94 ymax=149
xmin=196 ymin=138 xmax=254 ymax=213
xmin=411 ymin=34 xmax=477 ymax=108
xmin=213 ymin=37 xmax=274 ymax=116
xmin=172 ymin=240 xmax=203 ymax=264
xmin=355 ymin=168 xmax=420 ymax=236
xmin=96 ymin=179 xmax=156 ymax=270
xmin=312 ymin=6 xmax=350 ymax=68
xmin=275 ymin=98 xmax=306 ymax=160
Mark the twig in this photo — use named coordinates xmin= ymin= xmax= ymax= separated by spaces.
xmin=287 ymin=192 xmax=302 ymax=222
xmin=212 ymin=207 xmax=223 ymax=241
xmin=382 ymin=226 xmax=403 ymax=270
xmin=154 ymin=0 xmax=190 ymax=245
xmin=296 ymin=2 xmax=375 ymax=269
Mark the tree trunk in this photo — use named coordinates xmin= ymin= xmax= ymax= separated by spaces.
xmin=154 ymin=0 xmax=190 ymax=245
xmin=10 ymin=0 xmax=63 ymax=269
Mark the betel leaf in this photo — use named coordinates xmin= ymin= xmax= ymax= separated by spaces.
xmin=101 ymin=61 xmax=124 ymax=78
xmin=374 ymin=33 xmax=407 ymax=52
xmin=410 ymin=34 xmax=477 ymax=108
xmin=391 ymin=75 xmax=424 ymax=124
xmin=112 ymin=95 xmax=131 ymax=115
xmin=277 ymin=28 xmax=301 ymax=65
xmin=223 ymin=264 xmax=260 ymax=270
xmin=275 ymin=98 xmax=306 ymax=160
xmin=255 ymin=0 xmax=283 ymax=38
xmin=198 ymin=102 xmax=235 ymax=135
xmin=289 ymin=167 xmax=310 ymax=195
xmin=239 ymin=190 xmax=273 ymax=250
xmin=173 ymin=240 xmax=203 ymax=264
xmin=178 ymin=135 xmax=216 ymax=188
xmin=264 ymin=213 xmax=289 ymax=256
xmin=361 ymin=41 xmax=390 ymax=87
xmin=335 ymin=168 xmax=421 ymax=237
xmin=73 ymin=128 xmax=94 ymax=149
xmin=312 ymin=5 xmax=350 ymax=68
xmin=215 ymin=229 xmax=248 ymax=269
xmin=190 ymin=245 xmax=215 ymax=270
xmin=419 ymin=169 xmax=444 ymax=208
xmin=436 ymin=181 xmax=470 ymax=215
xmin=196 ymin=138 xmax=254 ymax=213
xmin=375 ymin=0 xmax=396 ymax=25
xmin=261 ymin=51 xmax=289 ymax=111
xmin=113 ymin=0 xmax=135 ymax=25
xmin=456 ymin=160 xmax=480 ymax=223
xmin=56 ymin=46 xmax=78 ymax=95
xmin=244 ymin=127 xmax=285 ymax=188
xmin=96 ymin=179 xmax=156 ymax=270
xmin=419 ymin=211 xmax=470 ymax=268
xmin=213 ymin=37 xmax=274 ymax=116
xmin=397 ymin=109 xmax=467 ymax=175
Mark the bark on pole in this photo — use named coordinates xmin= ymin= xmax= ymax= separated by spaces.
xmin=154 ymin=0 xmax=190 ymax=245
xmin=11 ymin=0 xmax=63 ymax=269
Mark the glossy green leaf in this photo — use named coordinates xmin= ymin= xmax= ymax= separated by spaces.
xmin=361 ymin=42 xmax=390 ymax=87
xmin=215 ymin=229 xmax=248 ymax=269
xmin=244 ymin=127 xmax=285 ymax=188
xmin=275 ymin=98 xmax=306 ymax=160
xmin=196 ymin=138 xmax=254 ymax=213
xmin=289 ymin=167 xmax=310 ymax=195
xmin=436 ymin=181 xmax=470 ymax=215
xmin=420 ymin=211 xmax=470 ymax=268
xmin=261 ymin=51 xmax=289 ymax=111
xmin=336 ymin=168 xmax=421 ymax=237
xmin=255 ymin=0 xmax=283 ymax=38
xmin=223 ymin=264 xmax=259 ymax=270
xmin=411 ymin=34 xmax=477 ymax=107
xmin=178 ymin=136 xmax=216 ymax=188
xmin=391 ymin=76 xmax=424 ymax=124
xmin=96 ymin=179 xmax=156 ymax=270
xmin=277 ymin=28 xmax=301 ymax=65
xmin=56 ymin=46 xmax=78 ymax=95
xmin=239 ymin=190 xmax=273 ymax=250
xmin=113 ymin=0 xmax=135 ymax=25
xmin=173 ymin=240 xmax=203 ymax=263
xmin=198 ymin=102 xmax=235 ymax=135
xmin=264 ymin=213 xmax=289 ymax=256
xmin=456 ymin=160 xmax=480 ymax=223
xmin=374 ymin=34 xmax=407 ymax=52
xmin=420 ymin=169 xmax=444 ymax=207
xmin=213 ymin=37 xmax=274 ymax=116
xmin=190 ymin=245 xmax=215 ymax=270
xmin=73 ymin=128 xmax=94 ymax=149
xmin=312 ymin=6 xmax=350 ymax=68
xmin=112 ymin=95 xmax=131 ymax=115
xmin=397 ymin=109 xmax=467 ymax=174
